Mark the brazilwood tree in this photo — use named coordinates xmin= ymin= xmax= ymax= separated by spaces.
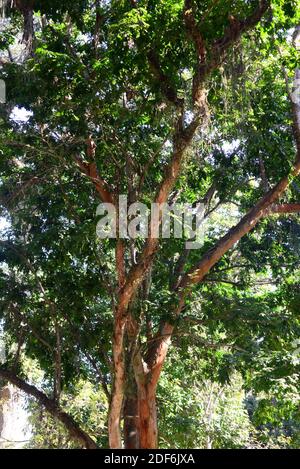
xmin=0 ymin=0 xmax=300 ymax=449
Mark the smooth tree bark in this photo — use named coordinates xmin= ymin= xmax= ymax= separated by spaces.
xmin=136 ymin=378 xmax=158 ymax=449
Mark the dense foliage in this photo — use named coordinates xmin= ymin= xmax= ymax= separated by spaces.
xmin=0 ymin=0 xmax=300 ymax=449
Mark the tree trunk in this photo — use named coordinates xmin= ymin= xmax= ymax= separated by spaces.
xmin=14 ymin=1 xmax=35 ymax=52
xmin=137 ymin=382 xmax=158 ymax=449
xmin=108 ymin=317 xmax=126 ymax=449
xmin=123 ymin=380 xmax=158 ymax=449
xmin=123 ymin=312 xmax=142 ymax=449
xmin=123 ymin=394 xmax=140 ymax=449
xmin=110 ymin=297 xmax=167 ymax=449
xmin=123 ymin=349 xmax=140 ymax=449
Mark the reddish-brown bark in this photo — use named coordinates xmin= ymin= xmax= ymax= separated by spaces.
xmin=271 ymin=203 xmax=300 ymax=213
xmin=108 ymin=316 xmax=126 ymax=448
xmin=137 ymin=382 xmax=158 ymax=449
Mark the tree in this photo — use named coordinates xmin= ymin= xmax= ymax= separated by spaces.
xmin=0 ymin=0 xmax=300 ymax=449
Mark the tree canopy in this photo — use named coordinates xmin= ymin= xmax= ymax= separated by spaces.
xmin=0 ymin=0 xmax=300 ymax=450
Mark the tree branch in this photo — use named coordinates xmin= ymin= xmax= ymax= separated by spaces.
xmin=13 ymin=0 xmax=35 ymax=53
xmin=180 ymin=65 xmax=300 ymax=290
xmin=186 ymin=0 xmax=270 ymax=106
xmin=184 ymin=0 xmax=206 ymax=62
xmin=129 ymin=0 xmax=183 ymax=107
xmin=116 ymin=239 xmax=126 ymax=289
xmin=270 ymin=203 xmax=300 ymax=214
xmin=147 ymin=49 xmax=184 ymax=107
xmin=180 ymin=170 xmax=300 ymax=290
xmin=75 ymin=157 xmax=114 ymax=204
xmin=115 ymin=113 xmax=202 ymax=318
xmin=0 ymin=367 xmax=98 ymax=449
xmin=291 ymin=68 xmax=300 ymax=152
xmin=213 ymin=1 xmax=270 ymax=53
